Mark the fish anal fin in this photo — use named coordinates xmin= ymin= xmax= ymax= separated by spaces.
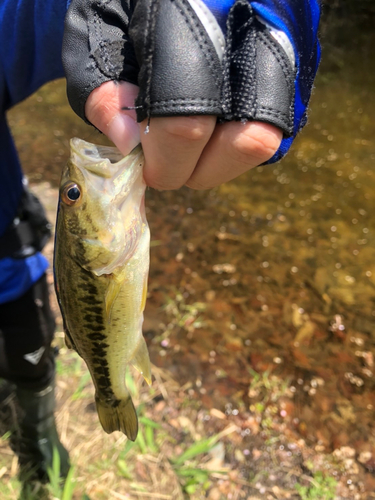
xmin=63 ymin=322 xmax=75 ymax=350
xmin=95 ymin=393 xmax=138 ymax=441
xmin=64 ymin=334 xmax=72 ymax=350
xmin=131 ymin=336 xmax=152 ymax=386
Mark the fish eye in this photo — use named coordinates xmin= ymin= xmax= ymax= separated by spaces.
xmin=61 ymin=182 xmax=82 ymax=206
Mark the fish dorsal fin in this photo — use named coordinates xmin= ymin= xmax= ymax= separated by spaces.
xmin=131 ymin=336 xmax=152 ymax=386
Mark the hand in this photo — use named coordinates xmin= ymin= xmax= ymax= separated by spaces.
xmin=85 ymin=80 xmax=282 ymax=190
xmin=63 ymin=0 xmax=321 ymax=190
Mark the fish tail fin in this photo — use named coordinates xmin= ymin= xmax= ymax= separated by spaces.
xmin=95 ymin=394 xmax=138 ymax=441
xmin=131 ymin=336 xmax=152 ymax=386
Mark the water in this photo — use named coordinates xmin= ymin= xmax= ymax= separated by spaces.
xmin=7 ymin=10 xmax=375 ymax=482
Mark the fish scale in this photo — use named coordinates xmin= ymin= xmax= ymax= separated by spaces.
xmin=54 ymin=138 xmax=151 ymax=440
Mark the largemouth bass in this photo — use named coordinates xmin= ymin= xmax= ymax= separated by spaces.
xmin=54 ymin=138 xmax=151 ymax=440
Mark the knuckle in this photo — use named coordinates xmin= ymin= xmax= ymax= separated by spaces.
xmin=148 ymin=181 xmax=184 ymax=191
xmin=157 ymin=116 xmax=215 ymax=143
xmin=144 ymin=172 xmax=185 ymax=191
xmin=86 ymin=80 xmax=138 ymax=133
xmin=185 ymin=178 xmax=212 ymax=190
xmin=85 ymin=83 xmax=118 ymax=132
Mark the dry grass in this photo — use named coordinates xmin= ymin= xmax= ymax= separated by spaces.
xmin=0 ymin=338 xmax=244 ymax=500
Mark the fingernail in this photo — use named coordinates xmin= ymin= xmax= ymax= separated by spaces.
xmin=107 ymin=114 xmax=141 ymax=156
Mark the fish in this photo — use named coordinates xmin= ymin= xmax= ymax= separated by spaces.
xmin=54 ymin=138 xmax=151 ymax=441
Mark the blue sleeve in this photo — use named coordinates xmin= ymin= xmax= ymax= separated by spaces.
xmin=0 ymin=0 xmax=69 ymax=303
xmin=0 ymin=0 xmax=69 ymax=235
xmin=0 ymin=0 xmax=69 ymax=111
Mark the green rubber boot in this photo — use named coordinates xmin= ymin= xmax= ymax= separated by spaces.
xmin=10 ymin=381 xmax=70 ymax=484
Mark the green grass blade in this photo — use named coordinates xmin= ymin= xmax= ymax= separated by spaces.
xmin=47 ymin=446 xmax=62 ymax=496
xmin=71 ymin=372 xmax=91 ymax=400
xmin=121 ymin=438 xmax=136 ymax=458
xmin=61 ymin=466 xmax=76 ymax=500
xmin=145 ymin=424 xmax=157 ymax=453
xmin=173 ymin=435 xmax=218 ymax=465
xmin=136 ymin=428 xmax=147 ymax=454
xmin=117 ymin=459 xmax=133 ymax=480
xmin=139 ymin=416 xmax=161 ymax=429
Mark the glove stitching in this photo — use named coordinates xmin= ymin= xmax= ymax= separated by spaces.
xmin=231 ymin=27 xmax=257 ymax=117
xmin=221 ymin=3 xmax=237 ymax=119
xmin=172 ymin=0 xmax=222 ymax=90
xmin=147 ymin=98 xmax=221 ymax=105
xmin=144 ymin=99 xmax=222 ymax=116
xmin=142 ymin=0 xmax=161 ymax=121
xmin=222 ymin=0 xmax=257 ymax=120
xmin=255 ymin=108 xmax=289 ymax=119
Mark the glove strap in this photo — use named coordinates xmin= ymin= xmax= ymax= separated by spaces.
xmin=222 ymin=0 xmax=295 ymax=136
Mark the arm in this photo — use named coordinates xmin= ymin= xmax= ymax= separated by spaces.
xmin=0 ymin=0 xmax=68 ymax=236
xmin=0 ymin=0 xmax=69 ymax=304
xmin=0 ymin=0 xmax=68 ymax=110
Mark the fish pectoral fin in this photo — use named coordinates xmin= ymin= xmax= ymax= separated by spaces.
xmin=105 ymin=275 xmax=123 ymax=323
xmin=140 ymin=276 xmax=148 ymax=313
xmin=131 ymin=336 xmax=152 ymax=386
xmin=95 ymin=393 xmax=138 ymax=440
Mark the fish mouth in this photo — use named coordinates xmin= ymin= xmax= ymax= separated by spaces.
xmin=71 ymin=138 xmax=124 ymax=163
xmin=71 ymin=138 xmax=142 ymax=179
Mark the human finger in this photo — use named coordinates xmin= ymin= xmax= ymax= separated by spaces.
xmin=139 ymin=115 xmax=216 ymax=190
xmin=85 ymin=81 xmax=141 ymax=156
xmin=185 ymin=121 xmax=282 ymax=190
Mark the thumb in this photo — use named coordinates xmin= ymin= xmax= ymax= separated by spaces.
xmin=85 ymin=81 xmax=141 ymax=156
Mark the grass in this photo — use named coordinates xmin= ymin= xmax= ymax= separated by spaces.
xmin=247 ymin=367 xmax=292 ymax=404
xmin=0 ymin=342 xmax=243 ymax=499
xmin=161 ymin=291 xmax=206 ymax=338
xmin=47 ymin=448 xmax=77 ymax=500
xmin=295 ymin=471 xmax=337 ymax=500
xmin=0 ymin=315 xmax=362 ymax=499
xmin=247 ymin=367 xmax=294 ymax=436
xmin=171 ymin=429 xmax=235 ymax=496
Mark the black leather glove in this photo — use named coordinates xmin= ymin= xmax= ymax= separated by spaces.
xmin=62 ymin=0 xmax=320 ymax=162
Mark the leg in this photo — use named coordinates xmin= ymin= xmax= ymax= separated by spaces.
xmin=0 ymin=273 xmax=70 ymax=482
